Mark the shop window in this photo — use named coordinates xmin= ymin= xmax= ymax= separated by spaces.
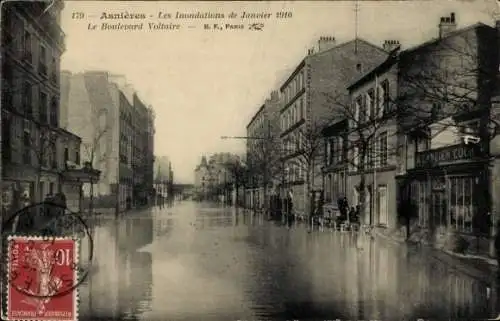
xmin=449 ymin=176 xmax=475 ymax=233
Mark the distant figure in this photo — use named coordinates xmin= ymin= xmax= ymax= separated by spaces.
xmin=126 ymin=197 xmax=132 ymax=210
xmin=286 ymin=190 xmax=294 ymax=228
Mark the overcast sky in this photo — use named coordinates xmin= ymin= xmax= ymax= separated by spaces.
xmin=60 ymin=0 xmax=496 ymax=184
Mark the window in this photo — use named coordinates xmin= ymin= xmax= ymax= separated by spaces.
xmin=356 ymin=63 xmax=362 ymax=72
xmin=431 ymin=102 xmax=441 ymax=120
xmin=50 ymin=97 xmax=58 ymax=127
xmin=367 ymin=143 xmax=373 ymax=169
xmin=2 ymin=64 xmax=13 ymax=109
xmin=355 ymin=96 xmax=362 ymax=123
xmin=23 ymin=82 xmax=32 ymax=117
xmin=51 ymin=57 xmax=57 ymax=83
xmin=379 ymin=131 xmax=388 ymax=166
xmin=353 ymin=146 xmax=359 ymax=170
xmin=381 ymin=80 xmax=390 ymax=114
xmin=39 ymin=92 xmax=48 ymax=123
xmin=24 ymin=30 xmax=32 ymax=62
xmin=449 ymin=176 xmax=475 ymax=233
xmin=64 ymin=147 xmax=69 ymax=163
xmin=39 ymin=45 xmax=47 ymax=75
xmin=75 ymin=151 xmax=80 ymax=165
xmin=49 ymin=182 xmax=54 ymax=195
xmin=299 ymin=99 xmax=303 ymax=119
xmin=326 ymin=139 xmax=332 ymax=165
xmin=365 ymin=93 xmax=372 ymax=121
xmin=23 ymin=129 xmax=31 ymax=165
xmin=368 ymin=90 xmax=375 ymax=120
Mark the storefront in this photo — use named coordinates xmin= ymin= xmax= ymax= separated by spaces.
xmin=398 ymin=143 xmax=490 ymax=235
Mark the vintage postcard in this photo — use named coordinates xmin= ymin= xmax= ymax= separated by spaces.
xmin=2 ymin=0 xmax=500 ymax=320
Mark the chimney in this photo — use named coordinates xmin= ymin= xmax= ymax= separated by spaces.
xmin=438 ymin=12 xmax=457 ymax=38
xmin=382 ymin=40 xmax=401 ymax=52
xmin=307 ymin=47 xmax=315 ymax=55
xmin=317 ymin=36 xmax=336 ymax=52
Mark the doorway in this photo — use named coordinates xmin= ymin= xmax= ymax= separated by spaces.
xmin=378 ymin=186 xmax=389 ymax=226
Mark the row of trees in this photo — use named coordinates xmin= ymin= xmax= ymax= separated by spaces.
xmin=226 ymin=28 xmax=500 ymax=229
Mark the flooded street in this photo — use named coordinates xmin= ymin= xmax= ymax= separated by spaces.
xmin=79 ymin=201 xmax=499 ymax=320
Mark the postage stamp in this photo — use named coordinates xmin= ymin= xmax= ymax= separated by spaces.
xmin=5 ymin=235 xmax=79 ymax=321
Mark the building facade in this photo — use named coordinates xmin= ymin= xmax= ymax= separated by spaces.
xmin=194 ymin=153 xmax=242 ymax=202
xmin=279 ymin=36 xmax=389 ymax=216
xmin=344 ymin=45 xmax=400 ymax=227
xmin=245 ymin=91 xmax=281 ymax=209
xmin=395 ymin=14 xmax=498 ymax=249
xmin=1 ymin=1 xmax=99 ymax=218
xmin=194 ymin=156 xmax=210 ymax=200
xmin=61 ymin=71 xmax=155 ymax=211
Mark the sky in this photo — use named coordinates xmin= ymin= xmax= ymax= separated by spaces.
xmin=60 ymin=0 xmax=497 ymax=184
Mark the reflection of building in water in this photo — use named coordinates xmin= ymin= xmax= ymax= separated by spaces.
xmin=153 ymin=211 xmax=173 ymax=237
xmin=118 ymin=251 xmax=153 ymax=318
xmin=80 ymin=223 xmax=120 ymax=319
xmin=115 ymin=214 xmax=154 ymax=319
xmin=117 ymin=212 xmax=153 ymax=250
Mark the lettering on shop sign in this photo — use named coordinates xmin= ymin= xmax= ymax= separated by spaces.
xmin=415 ymin=144 xmax=479 ymax=168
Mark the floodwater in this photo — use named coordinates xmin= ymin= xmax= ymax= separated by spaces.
xmin=78 ymin=201 xmax=500 ymax=320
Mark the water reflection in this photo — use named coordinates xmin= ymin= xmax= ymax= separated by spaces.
xmin=79 ymin=203 xmax=500 ymax=320
xmin=80 ymin=210 xmax=154 ymax=320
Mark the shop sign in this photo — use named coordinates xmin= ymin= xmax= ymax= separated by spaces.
xmin=415 ymin=144 xmax=479 ymax=168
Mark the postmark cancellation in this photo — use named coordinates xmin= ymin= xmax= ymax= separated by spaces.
xmin=3 ymin=235 xmax=80 ymax=321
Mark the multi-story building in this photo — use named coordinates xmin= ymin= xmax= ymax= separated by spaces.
xmin=342 ymin=41 xmax=400 ymax=227
xmin=394 ymin=14 xmax=498 ymax=250
xmin=194 ymin=156 xmax=210 ymax=200
xmin=245 ymin=91 xmax=281 ymax=209
xmin=278 ymin=36 xmax=389 ymax=216
xmin=61 ymin=71 xmax=155 ymax=211
xmin=193 ymin=153 xmax=242 ymax=202
xmin=1 ymin=1 xmax=100 ymax=216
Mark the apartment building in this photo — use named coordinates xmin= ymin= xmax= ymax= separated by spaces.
xmin=395 ymin=13 xmax=499 ymax=246
xmin=279 ymin=36 xmax=388 ymax=216
xmin=1 ymin=1 xmax=99 ymax=216
xmin=61 ymin=71 xmax=155 ymax=211
xmin=245 ymin=91 xmax=281 ymax=209
xmin=344 ymin=41 xmax=400 ymax=227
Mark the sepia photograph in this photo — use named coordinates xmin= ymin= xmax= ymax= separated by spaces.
xmin=1 ymin=0 xmax=500 ymax=320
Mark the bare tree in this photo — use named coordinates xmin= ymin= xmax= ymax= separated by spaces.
xmin=80 ymin=115 xmax=111 ymax=215
xmin=221 ymin=158 xmax=248 ymax=206
xmin=246 ymin=134 xmax=284 ymax=211
xmin=31 ymin=125 xmax=59 ymax=201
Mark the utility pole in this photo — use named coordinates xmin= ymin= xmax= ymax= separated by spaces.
xmin=354 ymin=0 xmax=359 ymax=54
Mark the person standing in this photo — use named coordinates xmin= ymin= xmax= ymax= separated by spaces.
xmin=286 ymin=189 xmax=294 ymax=228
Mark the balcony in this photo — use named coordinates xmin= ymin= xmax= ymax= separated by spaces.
xmin=50 ymin=73 xmax=57 ymax=85
xmin=414 ymin=143 xmax=481 ymax=169
xmin=24 ymin=52 xmax=33 ymax=65
xmin=39 ymin=63 xmax=48 ymax=77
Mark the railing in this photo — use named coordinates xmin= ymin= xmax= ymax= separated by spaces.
xmin=24 ymin=52 xmax=33 ymax=64
xmin=39 ymin=63 xmax=48 ymax=77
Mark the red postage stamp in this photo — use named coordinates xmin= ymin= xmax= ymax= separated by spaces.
xmin=5 ymin=236 xmax=79 ymax=321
